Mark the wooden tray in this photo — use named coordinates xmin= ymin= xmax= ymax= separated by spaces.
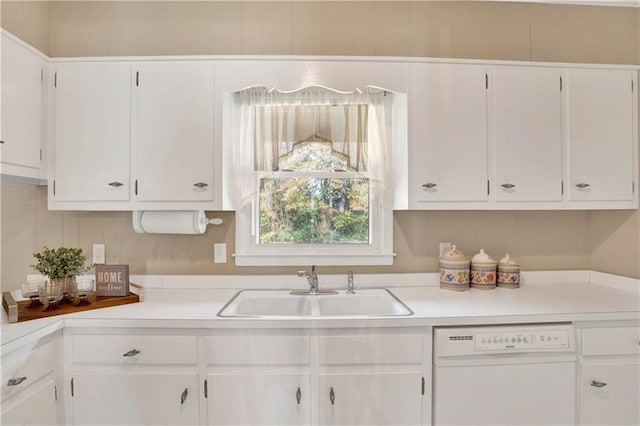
xmin=2 ymin=289 xmax=140 ymax=323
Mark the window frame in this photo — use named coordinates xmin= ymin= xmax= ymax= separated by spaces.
xmin=229 ymin=87 xmax=398 ymax=267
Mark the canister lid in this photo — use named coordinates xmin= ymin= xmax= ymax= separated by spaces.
xmin=440 ymin=244 xmax=468 ymax=260
xmin=471 ymin=248 xmax=496 ymax=264
xmin=498 ymin=253 xmax=519 ymax=266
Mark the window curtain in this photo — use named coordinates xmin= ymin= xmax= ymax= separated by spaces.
xmin=233 ymin=85 xmax=390 ymax=204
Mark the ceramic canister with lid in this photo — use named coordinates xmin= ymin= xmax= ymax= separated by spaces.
xmin=497 ymin=253 xmax=520 ymax=288
xmin=439 ymin=245 xmax=470 ymax=291
xmin=470 ymin=249 xmax=498 ymax=290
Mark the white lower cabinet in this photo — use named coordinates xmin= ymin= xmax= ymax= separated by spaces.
xmin=2 ymin=377 xmax=58 ymax=426
xmin=579 ymin=326 xmax=640 ymax=425
xmin=319 ymin=372 xmax=423 ymax=426
xmin=206 ymin=330 xmax=429 ymax=426
xmin=580 ymin=362 xmax=639 ymax=425
xmin=1 ymin=331 xmax=62 ymax=426
xmin=207 ymin=373 xmax=311 ymax=425
xmin=68 ymin=332 xmax=200 ymax=425
xmin=72 ymin=372 xmax=200 ymax=425
xmin=65 ymin=328 xmax=429 ymax=425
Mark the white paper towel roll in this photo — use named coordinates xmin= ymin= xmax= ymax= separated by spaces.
xmin=132 ymin=210 xmax=208 ymax=234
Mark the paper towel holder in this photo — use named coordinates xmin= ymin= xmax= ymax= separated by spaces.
xmin=132 ymin=210 xmax=223 ymax=234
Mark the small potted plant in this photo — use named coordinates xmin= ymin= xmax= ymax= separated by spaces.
xmin=31 ymin=247 xmax=92 ymax=307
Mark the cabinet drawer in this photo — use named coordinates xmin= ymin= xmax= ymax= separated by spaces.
xmin=582 ymin=327 xmax=640 ymax=356
xmin=206 ymin=336 xmax=310 ymax=366
xmin=319 ymin=335 xmax=423 ymax=365
xmin=73 ymin=335 xmax=197 ymax=365
xmin=2 ymin=339 xmax=58 ymax=401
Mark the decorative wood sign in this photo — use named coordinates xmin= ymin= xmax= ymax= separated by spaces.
xmin=95 ymin=265 xmax=130 ymax=297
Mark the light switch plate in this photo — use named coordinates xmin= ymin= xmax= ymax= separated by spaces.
xmin=214 ymin=243 xmax=227 ymax=264
xmin=93 ymin=243 xmax=106 ymax=264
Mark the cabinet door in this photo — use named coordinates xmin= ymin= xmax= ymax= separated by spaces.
xmin=414 ymin=63 xmax=488 ymax=202
xmin=1 ymin=34 xmax=43 ymax=169
xmin=494 ymin=67 xmax=562 ymax=202
xmin=1 ymin=377 xmax=58 ymax=426
xmin=567 ymin=69 xmax=635 ymax=201
xmin=54 ymin=62 xmax=131 ymax=201
xmin=319 ymin=372 xmax=423 ymax=426
xmin=580 ymin=362 xmax=640 ymax=425
xmin=134 ymin=61 xmax=215 ymax=202
xmin=207 ymin=373 xmax=311 ymax=425
xmin=72 ymin=372 xmax=199 ymax=425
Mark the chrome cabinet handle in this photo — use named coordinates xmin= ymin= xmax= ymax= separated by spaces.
xmin=329 ymin=387 xmax=335 ymax=405
xmin=422 ymin=183 xmax=437 ymax=189
xmin=501 ymin=183 xmax=516 ymax=189
xmin=591 ymin=380 xmax=607 ymax=388
xmin=122 ymin=349 xmax=141 ymax=357
xmin=7 ymin=377 xmax=27 ymax=386
xmin=576 ymin=183 xmax=590 ymax=189
xmin=108 ymin=181 xmax=124 ymax=187
xmin=296 ymin=387 xmax=302 ymax=405
xmin=193 ymin=182 xmax=208 ymax=188
xmin=180 ymin=388 xmax=188 ymax=405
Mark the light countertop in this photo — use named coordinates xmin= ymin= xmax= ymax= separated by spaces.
xmin=3 ymin=272 xmax=638 ymax=354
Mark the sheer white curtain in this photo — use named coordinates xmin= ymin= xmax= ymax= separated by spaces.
xmin=233 ymin=85 xmax=390 ymax=205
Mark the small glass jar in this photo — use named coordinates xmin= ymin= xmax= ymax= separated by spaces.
xmin=38 ymin=280 xmax=65 ymax=312
xmin=73 ymin=278 xmax=95 ymax=306
xmin=20 ymin=280 xmax=45 ymax=308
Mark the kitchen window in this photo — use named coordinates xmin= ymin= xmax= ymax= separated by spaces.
xmin=226 ymin=85 xmax=397 ymax=266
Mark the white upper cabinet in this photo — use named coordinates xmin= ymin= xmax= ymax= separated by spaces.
xmin=566 ymin=69 xmax=636 ymax=202
xmin=53 ymin=62 xmax=131 ymax=202
xmin=1 ymin=32 xmax=45 ymax=175
xmin=413 ymin=63 xmax=488 ymax=203
xmin=493 ymin=67 xmax=563 ymax=202
xmin=133 ymin=61 xmax=215 ymax=202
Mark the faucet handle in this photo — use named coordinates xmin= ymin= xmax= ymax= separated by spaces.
xmin=297 ymin=271 xmax=307 ymax=278
xmin=347 ymin=271 xmax=355 ymax=294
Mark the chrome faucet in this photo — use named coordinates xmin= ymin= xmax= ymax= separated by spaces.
xmin=297 ymin=265 xmax=319 ymax=294
xmin=346 ymin=271 xmax=355 ymax=294
xmin=293 ymin=266 xmax=337 ymax=295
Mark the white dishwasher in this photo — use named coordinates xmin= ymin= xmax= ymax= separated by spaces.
xmin=433 ymin=323 xmax=576 ymax=426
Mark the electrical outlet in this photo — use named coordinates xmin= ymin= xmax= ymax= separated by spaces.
xmin=92 ymin=243 xmax=106 ymax=264
xmin=439 ymin=242 xmax=452 ymax=257
xmin=214 ymin=243 xmax=227 ymax=264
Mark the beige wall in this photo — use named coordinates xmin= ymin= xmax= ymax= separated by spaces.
xmin=0 ymin=1 xmax=49 ymax=55
xmin=1 ymin=1 xmax=639 ymax=291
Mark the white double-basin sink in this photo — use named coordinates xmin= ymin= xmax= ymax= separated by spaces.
xmin=217 ymin=288 xmax=413 ymax=318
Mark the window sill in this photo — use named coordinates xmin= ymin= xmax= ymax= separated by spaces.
xmin=233 ymin=252 xmax=395 ymax=267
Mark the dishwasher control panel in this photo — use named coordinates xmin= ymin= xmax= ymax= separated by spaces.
xmin=434 ymin=324 xmax=575 ymax=357
xmin=475 ymin=329 xmax=569 ymax=351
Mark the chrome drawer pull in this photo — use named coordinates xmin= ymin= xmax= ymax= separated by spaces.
xmin=576 ymin=183 xmax=590 ymax=189
xmin=180 ymin=388 xmax=188 ymax=405
xmin=590 ymin=380 xmax=607 ymax=388
xmin=108 ymin=181 xmax=124 ymax=187
xmin=193 ymin=182 xmax=208 ymax=188
xmin=122 ymin=349 xmax=141 ymax=357
xmin=422 ymin=183 xmax=437 ymax=189
xmin=7 ymin=376 xmax=27 ymax=386
xmin=329 ymin=387 xmax=335 ymax=405
xmin=501 ymin=183 xmax=516 ymax=189
xmin=296 ymin=387 xmax=302 ymax=405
